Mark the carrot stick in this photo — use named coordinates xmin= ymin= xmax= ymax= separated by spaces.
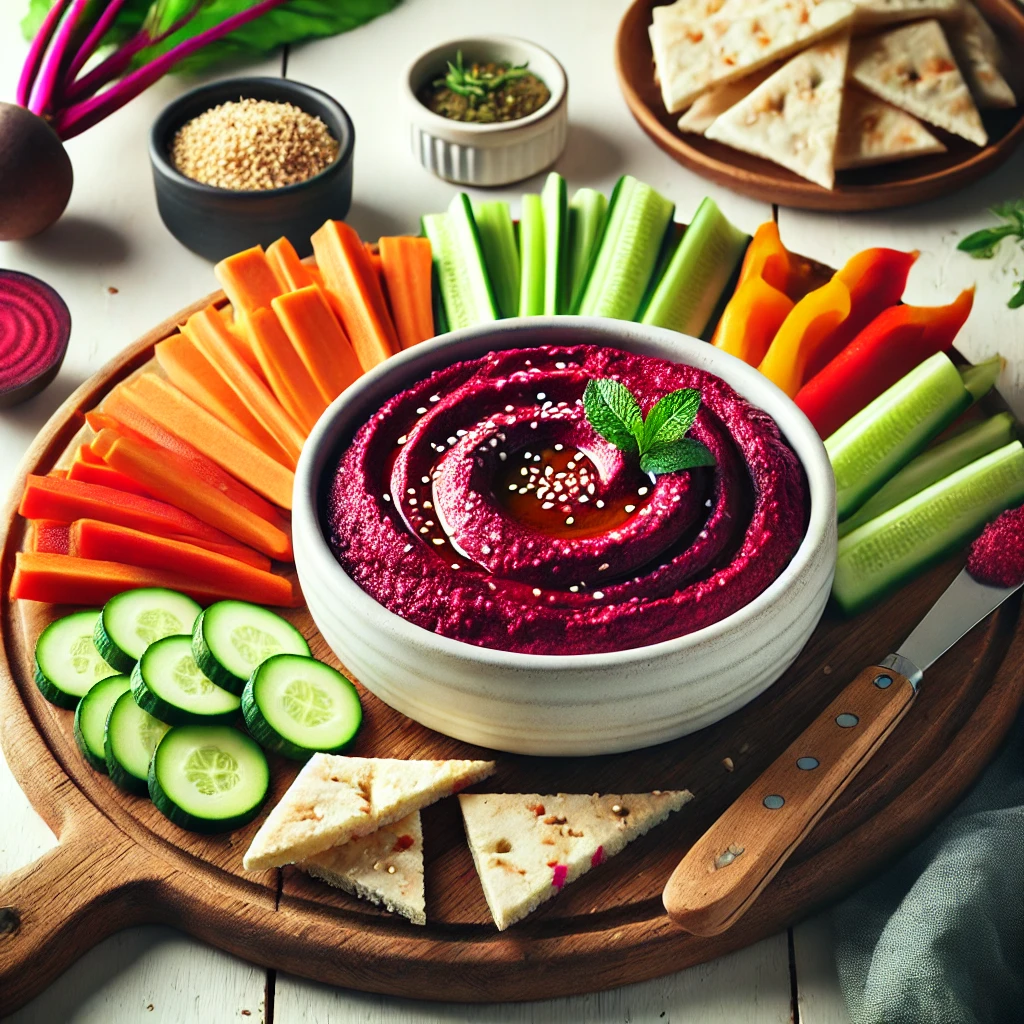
xmin=240 ymin=307 xmax=325 ymax=433
xmin=11 ymin=552 xmax=297 ymax=607
xmin=69 ymin=519 xmax=298 ymax=607
xmin=77 ymin=443 xmax=104 ymax=465
xmin=379 ymin=236 xmax=435 ymax=350
xmin=215 ymin=245 xmax=283 ymax=317
xmin=365 ymin=240 xmax=385 ymax=291
xmin=91 ymin=428 xmax=293 ymax=562
xmin=95 ymin=388 xmax=289 ymax=527
xmin=155 ymin=332 xmax=294 ymax=468
xmin=183 ymin=306 xmax=306 ymax=464
xmin=121 ymin=373 xmax=294 ymax=511
xmin=267 ymin=237 xmax=316 ymax=292
xmin=162 ymin=532 xmax=269 ymax=571
xmin=312 ymin=220 xmax=399 ymax=370
xmin=271 ymin=286 xmax=363 ymax=405
xmin=27 ymin=520 xmax=69 ymax=555
xmin=68 ymin=453 xmax=151 ymax=497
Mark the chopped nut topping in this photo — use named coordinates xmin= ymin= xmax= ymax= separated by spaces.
xmin=723 ymin=757 xmax=735 ymax=772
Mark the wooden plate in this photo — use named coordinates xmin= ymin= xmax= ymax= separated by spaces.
xmin=1 ymin=295 xmax=1023 ymax=1015
xmin=615 ymin=0 xmax=1024 ymax=211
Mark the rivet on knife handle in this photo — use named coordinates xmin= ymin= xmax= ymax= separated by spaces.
xmin=662 ymin=664 xmax=917 ymax=936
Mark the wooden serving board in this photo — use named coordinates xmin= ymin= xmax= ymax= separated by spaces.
xmin=616 ymin=0 xmax=1024 ymax=212
xmin=1 ymin=295 xmax=1023 ymax=1016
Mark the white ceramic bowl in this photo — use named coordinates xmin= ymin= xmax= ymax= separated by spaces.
xmin=293 ymin=319 xmax=837 ymax=756
xmin=405 ymin=37 xmax=568 ymax=186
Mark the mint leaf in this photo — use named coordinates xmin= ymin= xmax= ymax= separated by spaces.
xmin=991 ymin=199 xmax=1024 ymax=231
xmin=640 ymin=439 xmax=716 ymax=476
xmin=583 ymin=379 xmax=643 ymax=456
xmin=642 ymin=388 xmax=701 ymax=449
xmin=957 ymin=225 xmax=1018 ymax=259
xmin=1009 ymin=281 xmax=1024 ymax=310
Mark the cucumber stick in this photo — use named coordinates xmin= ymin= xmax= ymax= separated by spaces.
xmin=422 ymin=195 xmax=498 ymax=330
xmin=35 ymin=610 xmax=118 ymax=709
xmin=518 ymin=194 xmax=545 ymax=316
xmin=576 ymin=176 xmax=675 ymax=321
xmin=567 ymin=188 xmax=607 ymax=312
xmin=541 ymin=172 xmax=568 ymax=315
xmin=473 ymin=201 xmax=520 ymax=318
xmin=95 ymin=588 xmax=202 ymax=673
xmin=105 ymin=689 xmax=171 ymax=795
xmin=640 ymin=197 xmax=749 ymax=337
xmin=833 ymin=441 xmax=1024 ymax=615
xmin=838 ymin=413 xmax=1018 ymax=538
xmin=827 ymin=352 xmax=971 ymax=521
xmin=74 ymin=674 xmax=131 ymax=772
xmin=961 ymin=355 xmax=1003 ymax=403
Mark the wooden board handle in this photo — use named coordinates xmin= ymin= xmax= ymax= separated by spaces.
xmin=663 ymin=665 xmax=917 ymax=936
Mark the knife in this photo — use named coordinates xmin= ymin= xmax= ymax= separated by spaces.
xmin=662 ymin=568 xmax=1023 ymax=936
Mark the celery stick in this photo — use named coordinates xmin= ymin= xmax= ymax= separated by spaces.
xmin=567 ymin=188 xmax=607 ymax=312
xmin=541 ymin=173 xmax=568 ymax=315
xmin=474 ymin=201 xmax=520 ymax=319
xmin=519 ymin=194 xmax=545 ymax=316
xmin=960 ymin=355 xmax=1003 ymax=403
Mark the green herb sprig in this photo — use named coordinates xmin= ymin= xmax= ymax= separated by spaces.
xmin=435 ymin=50 xmax=531 ymax=102
xmin=583 ymin=379 xmax=715 ymax=477
xmin=957 ymin=199 xmax=1024 ymax=309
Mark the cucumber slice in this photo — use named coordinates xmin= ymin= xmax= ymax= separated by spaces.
xmin=576 ymin=175 xmax=675 ymax=322
xmin=518 ymin=193 xmax=545 ymax=316
xmin=961 ymin=355 xmax=1003 ymax=403
xmin=131 ymin=635 xmax=241 ymax=726
xmin=833 ymin=441 xmax=1024 ymax=615
xmin=421 ymin=196 xmax=498 ymax=331
xmin=95 ymin=588 xmax=203 ymax=673
xmin=827 ymin=352 xmax=971 ymax=521
xmin=567 ymin=188 xmax=607 ymax=312
xmin=473 ymin=201 xmax=520 ymax=319
xmin=34 ymin=610 xmax=118 ymax=709
xmin=105 ymin=689 xmax=171 ymax=795
xmin=73 ymin=674 xmax=131 ymax=772
xmin=149 ymin=725 xmax=270 ymax=833
xmin=838 ymin=413 xmax=1018 ymax=538
xmin=242 ymin=654 xmax=363 ymax=760
xmin=640 ymin=197 xmax=750 ymax=338
xmin=192 ymin=600 xmax=309 ymax=694
xmin=541 ymin=172 xmax=568 ymax=315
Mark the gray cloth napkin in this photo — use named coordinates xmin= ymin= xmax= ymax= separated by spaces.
xmin=833 ymin=713 xmax=1024 ymax=1024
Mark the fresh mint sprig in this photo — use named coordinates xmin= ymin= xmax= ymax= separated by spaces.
xmin=582 ymin=378 xmax=715 ymax=477
xmin=957 ymin=199 xmax=1024 ymax=309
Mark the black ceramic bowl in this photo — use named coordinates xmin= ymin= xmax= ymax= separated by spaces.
xmin=150 ymin=77 xmax=355 ymax=262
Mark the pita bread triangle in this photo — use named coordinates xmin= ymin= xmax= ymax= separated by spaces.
xmin=460 ymin=791 xmax=693 ymax=931
xmin=301 ymin=811 xmax=426 ymax=926
xmin=835 ymin=86 xmax=946 ymax=168
xmin=850 ymin=0 xmax=961 ymax=27
xmin=650 ymin=0 xmax=856 ymax=114
xmin=705 ymin=36 xmax=850 ymax=189
xmin=850 ymin=19 xmax=988 ymax=146
xmin=677 ymin=64 xmax=780 ymax=135
xmin=243 ymin=754 xmax=495 ymax=870
xmin=949 ymin=2 xmax=1016 ymax=110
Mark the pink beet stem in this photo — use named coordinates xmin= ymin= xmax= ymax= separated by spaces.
xmin=55 ymin=0 xmax=289 ymax=139
xmin=16 ymin=0 xmax=72 ymax=108
xmin=63 ymin=0 xmax=130 ymax=87
xmin=28 ymin=0 xmax=94 ymax=117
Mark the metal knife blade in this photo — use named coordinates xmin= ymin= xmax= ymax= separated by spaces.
xmin=891 ymin=568 xmax=1024 ymax=685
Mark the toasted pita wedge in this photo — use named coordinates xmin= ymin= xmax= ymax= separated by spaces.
xmin=460 ymin=791 xmax=692 ymax=931
xmin=850 ymin=19 xmax=988 ymax=145
xmin=850 ymin=0 xmax=961 ymax=27
xmin=949 ymin=2 xmax=1016 ymax=109
xmin=677 ymin=65 xmax=779 ymax=134
xmin=835 ymin=87 xmax=946 ymax=167
xmin=651 ymin=0 xmax=856 ymax=114
xmin=705 ymin=37 xmax=849 ymax=189
xmin=243 ymin=755 xmax=495 ymax=870
xmin=301 ymin=812 xmax=426 ymax=926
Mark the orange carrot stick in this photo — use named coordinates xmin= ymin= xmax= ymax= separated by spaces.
xmin=26 ymin=520 xmax=69 ymax=555
xmin=271 ymin=286 xmax=363 ymax=405
xmin=155 ymin=332 xmax=294 ymax=468
xmin=267 ymin=237 xmax=316 ymax=292
xmin=240 ymin=307 xmax=326 ymax=434
xmin=91 ymin=428 xmax=293 ymax=562
xmin=77 ymin=443 xmax=104 ymax=465
xmin=68 ymin=453 xmax=151 ymax=497
xmin=121 ymin=374 xmax=294 ymax=511
xmin=312 ymin=220 xmax=398 ymax=370
xmin=183 ymin=306 xmax=306 ymax=464
xmin=379 ymin=236 xmax=435 ymax=350
xmin=215 ymin=246 xmax=283 ymax=317
xmin=68 ymin=520 xmax=297 ymax=607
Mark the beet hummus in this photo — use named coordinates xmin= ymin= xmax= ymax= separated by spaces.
xmin=325 ymin=344 xmax=808 ymax=655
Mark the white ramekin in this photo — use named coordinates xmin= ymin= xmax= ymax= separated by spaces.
xmin=405 ymin=37 xmax=569 ymax=186
xmin=293 ymin=318 xmax=837 ymax=757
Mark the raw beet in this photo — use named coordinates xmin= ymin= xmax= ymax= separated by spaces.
xmin=0 ymin=270 xmax=71 ymax=407
xmin=966 ymin=504 xmax=1024 ymax=589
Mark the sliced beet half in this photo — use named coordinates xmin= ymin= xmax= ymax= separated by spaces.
xmin=0 ymin=269 xmax=71 ymax=408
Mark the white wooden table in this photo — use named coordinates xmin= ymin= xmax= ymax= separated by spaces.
xmin=3 ymin=1 xmax=1022 ymax=1020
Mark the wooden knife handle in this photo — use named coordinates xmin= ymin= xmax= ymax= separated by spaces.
xmin=663 ymin=664 xmax=917 ymax=936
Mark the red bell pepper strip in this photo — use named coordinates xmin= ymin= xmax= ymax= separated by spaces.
xmin=795 ymin=287 xmax=975 ymax=439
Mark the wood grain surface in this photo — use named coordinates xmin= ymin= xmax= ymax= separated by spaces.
xmin=615 ymin=0 xmax=1024 ymax=211
xmin=0 ymin=289 xmax=1021 ymax=1016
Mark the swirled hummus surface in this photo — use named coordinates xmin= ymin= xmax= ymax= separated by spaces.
xmin=325 ymin=345 xmax=808 ymax=655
